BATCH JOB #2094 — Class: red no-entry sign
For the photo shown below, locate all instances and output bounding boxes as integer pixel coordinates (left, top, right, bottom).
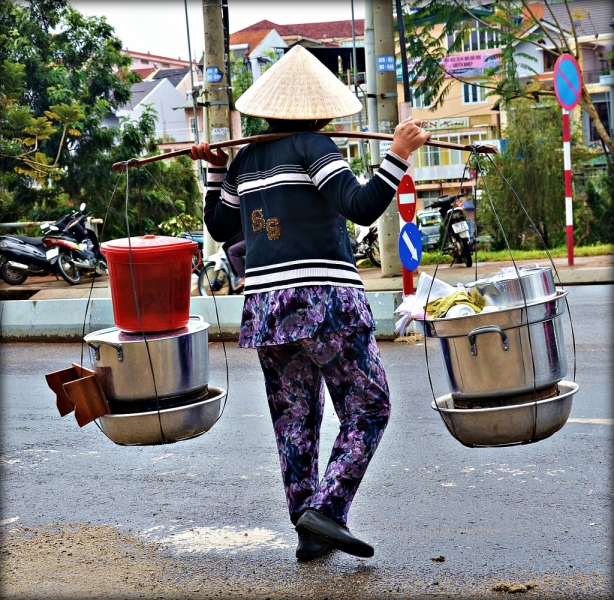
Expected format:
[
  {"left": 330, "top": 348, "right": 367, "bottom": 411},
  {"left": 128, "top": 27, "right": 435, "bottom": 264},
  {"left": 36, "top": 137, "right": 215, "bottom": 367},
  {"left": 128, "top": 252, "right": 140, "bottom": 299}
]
[{"left": 396, "top": 174, "right": 416, "bottom": 223}]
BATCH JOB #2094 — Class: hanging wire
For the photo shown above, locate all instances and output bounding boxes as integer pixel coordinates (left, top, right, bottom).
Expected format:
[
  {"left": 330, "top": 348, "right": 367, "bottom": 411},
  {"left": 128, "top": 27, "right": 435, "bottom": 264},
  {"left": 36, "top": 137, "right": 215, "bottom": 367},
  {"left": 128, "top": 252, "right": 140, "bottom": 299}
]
[{"left": 139, "top": 164, "right": 230, "bottom": 424}]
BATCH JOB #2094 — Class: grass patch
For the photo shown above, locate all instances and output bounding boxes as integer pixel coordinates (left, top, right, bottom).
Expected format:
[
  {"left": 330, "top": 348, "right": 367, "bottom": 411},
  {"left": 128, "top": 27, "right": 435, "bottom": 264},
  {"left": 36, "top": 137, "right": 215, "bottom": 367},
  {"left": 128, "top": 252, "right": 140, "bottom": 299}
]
[{"left": 420, "top": 244, "right": 613, "bottom": 266}]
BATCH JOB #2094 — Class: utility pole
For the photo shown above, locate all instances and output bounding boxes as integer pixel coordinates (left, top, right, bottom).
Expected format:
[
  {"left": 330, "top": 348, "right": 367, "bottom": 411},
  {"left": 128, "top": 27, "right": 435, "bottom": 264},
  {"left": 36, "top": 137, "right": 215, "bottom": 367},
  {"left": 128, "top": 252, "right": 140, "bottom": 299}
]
[
  {"left": 374, "top": 0, "right": 401, "bottom": 277},
  {"left": 202, "top": 0, "right": 230, "bottom": 255},
  {"left": 365, "top": 0, "right": 378, "bottom": 177}
]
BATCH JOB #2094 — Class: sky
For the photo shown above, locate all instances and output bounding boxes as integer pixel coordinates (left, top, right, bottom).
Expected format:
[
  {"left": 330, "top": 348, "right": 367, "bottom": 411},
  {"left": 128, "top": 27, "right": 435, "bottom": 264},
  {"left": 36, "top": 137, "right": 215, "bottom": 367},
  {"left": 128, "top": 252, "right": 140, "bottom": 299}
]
[{"left": 69, "top": 1, "right": 366, "bottom": 62}]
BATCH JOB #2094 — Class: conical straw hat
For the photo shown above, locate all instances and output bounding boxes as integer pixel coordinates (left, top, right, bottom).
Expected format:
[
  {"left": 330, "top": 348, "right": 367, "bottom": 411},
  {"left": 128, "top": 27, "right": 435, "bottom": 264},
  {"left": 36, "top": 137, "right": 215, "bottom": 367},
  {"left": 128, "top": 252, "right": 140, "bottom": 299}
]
[{"left": 235, "top": 45, "right": 363, "bottom": 120}]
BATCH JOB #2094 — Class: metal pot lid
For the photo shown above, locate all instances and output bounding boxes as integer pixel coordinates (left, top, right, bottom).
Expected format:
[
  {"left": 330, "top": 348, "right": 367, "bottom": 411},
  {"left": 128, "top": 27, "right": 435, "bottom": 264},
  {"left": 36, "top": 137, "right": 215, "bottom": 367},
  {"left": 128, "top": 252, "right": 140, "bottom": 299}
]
[
  {"left": 84, "top": 315, "right": 209, "bottom": 344},
  {"left": 467, "top": 265, "right": 552, "bottom": 287}
]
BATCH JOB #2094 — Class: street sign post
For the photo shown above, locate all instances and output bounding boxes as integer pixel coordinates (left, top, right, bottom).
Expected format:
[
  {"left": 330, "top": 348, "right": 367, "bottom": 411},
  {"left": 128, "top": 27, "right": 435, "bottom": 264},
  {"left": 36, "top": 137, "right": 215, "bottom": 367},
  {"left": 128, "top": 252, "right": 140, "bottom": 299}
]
[
  {"left": 553, "top": 54, "right": 582, "bottom": 266},
  {"left": 397, "top": 175, "right": 418, "bottom": 294}
]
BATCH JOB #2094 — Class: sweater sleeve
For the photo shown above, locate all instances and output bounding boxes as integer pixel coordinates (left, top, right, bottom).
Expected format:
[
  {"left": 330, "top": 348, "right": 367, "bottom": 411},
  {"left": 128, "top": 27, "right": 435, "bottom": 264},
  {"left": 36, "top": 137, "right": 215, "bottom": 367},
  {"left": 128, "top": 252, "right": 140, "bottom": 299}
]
[
  {"left": 203, "top": 163, "right": 242, "bottom": 242},
  {"left": 295, "top": 134, "right": 411, "bottom": 226}
]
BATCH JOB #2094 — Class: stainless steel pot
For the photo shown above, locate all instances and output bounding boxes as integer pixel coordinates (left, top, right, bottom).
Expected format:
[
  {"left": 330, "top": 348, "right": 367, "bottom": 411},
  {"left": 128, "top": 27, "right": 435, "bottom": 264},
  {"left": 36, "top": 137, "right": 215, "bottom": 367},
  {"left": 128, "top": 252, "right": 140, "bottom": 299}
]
[
  {"left": 98, "top": 386, "right": 225, "bottom": 446},
  {"left": 421, "top": 291, "right": 568, "bottom": 398},
  {"left": 466, "top": 265, "right": 556, "bottom": 309},
  {"left": 432, "top": 380, "right": 578, "bottom": 447},
  {"left": 84, "top": 315, "right": 209, "bottom": 401}
]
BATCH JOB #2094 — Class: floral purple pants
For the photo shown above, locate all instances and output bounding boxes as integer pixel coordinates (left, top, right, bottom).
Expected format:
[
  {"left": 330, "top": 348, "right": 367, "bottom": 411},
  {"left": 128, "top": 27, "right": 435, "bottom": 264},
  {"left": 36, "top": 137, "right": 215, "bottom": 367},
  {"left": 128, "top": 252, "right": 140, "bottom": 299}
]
[{"left": 256, "top": 327, "right": 391, "bottom": 526}]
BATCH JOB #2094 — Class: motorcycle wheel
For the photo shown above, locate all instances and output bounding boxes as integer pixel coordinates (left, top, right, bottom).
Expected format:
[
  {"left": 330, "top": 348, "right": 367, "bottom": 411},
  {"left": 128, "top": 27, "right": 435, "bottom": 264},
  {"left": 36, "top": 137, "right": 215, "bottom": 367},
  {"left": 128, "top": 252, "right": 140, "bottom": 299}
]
[
  {"left": 0, "top": 263, "right": 28, "bottom": 285},
  {"left": 57, "top": 253, "right": 82, "bottom": 285},
  {"left": 368, "top": 240, "right": 381, "bottom": 268},
  {"left": 198, "top": 265, "right": 230, "bottom": 296},
  {"left": 460, "top": 238, "right": 473, "bottom": 268}
]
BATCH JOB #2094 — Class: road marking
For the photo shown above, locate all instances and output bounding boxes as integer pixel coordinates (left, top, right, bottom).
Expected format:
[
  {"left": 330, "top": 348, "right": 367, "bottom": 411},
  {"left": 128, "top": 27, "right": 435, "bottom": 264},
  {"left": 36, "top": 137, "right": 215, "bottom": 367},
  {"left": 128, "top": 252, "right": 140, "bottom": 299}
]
[
  {"left": 0, "top": 517, "right": 19, "bottom": 526},
  {"left": 568, "top": 418, "right": 614, "bottom": 425},
  {"left": 155, "top": 526, "right": 290, "bottom": 554}
]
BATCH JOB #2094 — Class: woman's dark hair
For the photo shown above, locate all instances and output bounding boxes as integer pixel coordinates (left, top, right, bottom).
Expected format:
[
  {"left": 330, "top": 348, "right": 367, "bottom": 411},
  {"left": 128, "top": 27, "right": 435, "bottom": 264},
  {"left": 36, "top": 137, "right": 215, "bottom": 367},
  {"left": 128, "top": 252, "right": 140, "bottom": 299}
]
[{"left": 264, "top": 119, "right": 332, "bottom": 133}]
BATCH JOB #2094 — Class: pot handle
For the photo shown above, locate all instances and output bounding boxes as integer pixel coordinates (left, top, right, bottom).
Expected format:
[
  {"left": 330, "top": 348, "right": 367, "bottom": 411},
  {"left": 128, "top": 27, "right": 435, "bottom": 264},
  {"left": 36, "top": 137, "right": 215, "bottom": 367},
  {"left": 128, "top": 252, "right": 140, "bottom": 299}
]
[
  {"left": 467, "top": 325, "right": 509, "bottom": 356},
  {"left": 86, "top": 341, "right": 124, "bottom": 362}
]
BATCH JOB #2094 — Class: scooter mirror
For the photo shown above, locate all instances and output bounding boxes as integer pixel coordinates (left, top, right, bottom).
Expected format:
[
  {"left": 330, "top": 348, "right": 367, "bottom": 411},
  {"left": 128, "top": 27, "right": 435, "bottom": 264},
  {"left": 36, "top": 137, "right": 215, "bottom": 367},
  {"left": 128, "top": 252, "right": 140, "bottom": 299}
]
[
  {"left": 40, "top": 223, "right": 50, "bottom": 231},
  {"left": 80, "top": 202, "right": 86, "bottom": 212},
  {"left": 49, "top": 225, "right": 59, "bottom": 232}
]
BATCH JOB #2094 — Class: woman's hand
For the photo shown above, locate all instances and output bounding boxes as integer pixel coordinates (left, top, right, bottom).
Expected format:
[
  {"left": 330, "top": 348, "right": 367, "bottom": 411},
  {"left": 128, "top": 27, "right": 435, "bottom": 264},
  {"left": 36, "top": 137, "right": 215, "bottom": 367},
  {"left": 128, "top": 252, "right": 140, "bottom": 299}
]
[
  {"left": 189, "top": 142, "right": 229, "bottom": 167},
  {"left": 389, "top": 117, "right": 431, "bottom": 161}
]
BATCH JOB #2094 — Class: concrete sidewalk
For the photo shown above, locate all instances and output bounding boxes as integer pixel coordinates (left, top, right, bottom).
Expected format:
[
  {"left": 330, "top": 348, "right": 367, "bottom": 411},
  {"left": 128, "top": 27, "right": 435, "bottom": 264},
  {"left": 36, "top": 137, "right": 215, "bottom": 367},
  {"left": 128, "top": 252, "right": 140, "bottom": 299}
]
[{"left": 1, "top": 254, "right": 612, "bottom": 342}]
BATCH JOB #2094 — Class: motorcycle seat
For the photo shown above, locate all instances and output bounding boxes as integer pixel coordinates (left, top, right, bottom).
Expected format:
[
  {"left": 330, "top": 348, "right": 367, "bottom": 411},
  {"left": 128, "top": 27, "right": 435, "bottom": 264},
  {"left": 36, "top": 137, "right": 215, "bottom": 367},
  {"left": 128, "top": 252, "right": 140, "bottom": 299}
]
[{"left": 4, "top": 235, "right": 46, "bottom": 248}]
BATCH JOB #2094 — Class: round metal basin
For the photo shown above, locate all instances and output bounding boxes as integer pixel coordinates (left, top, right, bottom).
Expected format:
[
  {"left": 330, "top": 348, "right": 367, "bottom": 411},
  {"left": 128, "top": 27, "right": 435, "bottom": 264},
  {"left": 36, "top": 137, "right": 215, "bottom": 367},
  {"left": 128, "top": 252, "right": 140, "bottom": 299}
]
[
  {"left": 98, "top": 386, "right": 226, "bottom": 446},
  {"left": 431, "top": 380, "right": 578, "bottom": 447}
]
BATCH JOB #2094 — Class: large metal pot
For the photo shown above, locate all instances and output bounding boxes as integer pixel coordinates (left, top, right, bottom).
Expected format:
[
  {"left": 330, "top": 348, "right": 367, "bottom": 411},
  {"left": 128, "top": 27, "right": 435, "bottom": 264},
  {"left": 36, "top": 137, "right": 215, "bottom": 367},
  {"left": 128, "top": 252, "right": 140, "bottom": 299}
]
[
  {"left": 465, "top": 265, "right": 556, "bottom": 309},
  {"left": 432, "top": 380, "right": 578, "bottom": 447},
  {"left": 84, "top": 315, "right": 209, "bottom": 401},
  {"left": 421, "top": 291, "right": 568, "bottom": 398},
  {"left": 98, "top": 386, "right": 226, "bottom": 446}
]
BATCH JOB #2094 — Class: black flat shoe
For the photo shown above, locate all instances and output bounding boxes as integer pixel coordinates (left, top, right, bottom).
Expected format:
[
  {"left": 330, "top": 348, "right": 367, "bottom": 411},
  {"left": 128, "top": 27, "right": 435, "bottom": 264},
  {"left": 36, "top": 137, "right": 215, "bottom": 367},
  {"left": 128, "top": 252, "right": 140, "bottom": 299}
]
[
  {"left": 296, "top": 532, "right": 333, "bottom": 561},
  {"left": 295, "top": 509, "right": 374, "bottom": 558}
]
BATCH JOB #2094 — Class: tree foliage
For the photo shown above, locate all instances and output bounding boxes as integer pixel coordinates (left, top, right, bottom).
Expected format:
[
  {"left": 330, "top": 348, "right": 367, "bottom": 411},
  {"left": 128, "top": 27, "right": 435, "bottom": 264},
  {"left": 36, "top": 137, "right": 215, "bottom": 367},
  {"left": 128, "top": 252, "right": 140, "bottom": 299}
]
[
  {"left": 0, "top": 0, "right": 201, "bottom": 239},
  {"left": 401, "top": 0, "right": 613, "bottom": 157},
  {"left": 476, "top": 98, "right": 592, "bottom": 249}
]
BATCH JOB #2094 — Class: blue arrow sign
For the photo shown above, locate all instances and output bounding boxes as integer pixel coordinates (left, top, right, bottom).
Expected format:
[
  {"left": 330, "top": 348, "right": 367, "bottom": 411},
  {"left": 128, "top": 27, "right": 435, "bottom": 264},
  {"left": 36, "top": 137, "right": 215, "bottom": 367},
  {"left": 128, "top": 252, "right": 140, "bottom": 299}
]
[{"left": 398, "top": 222, "right": 422, "bottom": 271}]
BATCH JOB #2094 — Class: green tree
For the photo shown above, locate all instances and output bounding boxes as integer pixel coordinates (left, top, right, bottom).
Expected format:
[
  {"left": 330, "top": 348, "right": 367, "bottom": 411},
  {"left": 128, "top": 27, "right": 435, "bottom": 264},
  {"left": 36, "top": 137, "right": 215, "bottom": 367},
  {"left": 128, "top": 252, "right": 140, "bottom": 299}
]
[
  {"left": 401, "top": 0, "right": 613, "bottom": 158},
  {"left": 230, "top": 50, "right": 278, "bottom": 136},
  {"left": 0, "top": 0, "right": 201, "bottom": 239},
  {"left": 476, "top": 98, "right": 590, "bottom": 249}
]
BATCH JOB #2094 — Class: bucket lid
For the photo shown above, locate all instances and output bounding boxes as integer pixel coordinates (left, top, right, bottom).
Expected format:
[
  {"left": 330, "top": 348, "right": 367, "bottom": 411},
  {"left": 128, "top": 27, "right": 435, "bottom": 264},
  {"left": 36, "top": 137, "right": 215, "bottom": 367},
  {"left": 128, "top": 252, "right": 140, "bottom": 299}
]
[{"left": 101, "top": 235, "right": 197, "bottom": 253}]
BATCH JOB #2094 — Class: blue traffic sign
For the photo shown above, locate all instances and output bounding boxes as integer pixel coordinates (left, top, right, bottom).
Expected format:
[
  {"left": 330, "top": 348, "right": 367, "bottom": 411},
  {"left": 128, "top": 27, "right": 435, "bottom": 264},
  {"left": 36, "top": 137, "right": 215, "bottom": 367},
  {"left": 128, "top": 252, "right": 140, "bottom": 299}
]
[
  {"left": 398, "top": 223, "right": 422, "bottom": 271},
  {"left": 377, "top": 55, "right": 396, "bottom": 73},
  {"left": 206, "top": 66, "right": 224, "bottom": 83},
  {"left": 554, "top": 54, "right": 581, "bottom": 110}
]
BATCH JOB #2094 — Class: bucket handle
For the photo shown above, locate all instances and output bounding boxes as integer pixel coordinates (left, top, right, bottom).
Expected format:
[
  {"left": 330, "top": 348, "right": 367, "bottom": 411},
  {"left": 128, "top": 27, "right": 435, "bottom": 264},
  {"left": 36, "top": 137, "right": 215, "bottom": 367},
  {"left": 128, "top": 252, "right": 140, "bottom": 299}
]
[
  {"left": 467, "top": 325, "right": 509, "bottom": 356},
  {"left": 86, "top": 341, "right": 124, "bottom": 362}
]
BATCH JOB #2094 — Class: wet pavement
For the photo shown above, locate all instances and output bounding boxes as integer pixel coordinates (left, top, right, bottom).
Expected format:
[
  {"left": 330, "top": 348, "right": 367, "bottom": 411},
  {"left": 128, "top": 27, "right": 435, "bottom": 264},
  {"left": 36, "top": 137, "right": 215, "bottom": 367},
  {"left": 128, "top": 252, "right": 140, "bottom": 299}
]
[{"left": 0, "top": 285, "right": 612, "bottom": 598}]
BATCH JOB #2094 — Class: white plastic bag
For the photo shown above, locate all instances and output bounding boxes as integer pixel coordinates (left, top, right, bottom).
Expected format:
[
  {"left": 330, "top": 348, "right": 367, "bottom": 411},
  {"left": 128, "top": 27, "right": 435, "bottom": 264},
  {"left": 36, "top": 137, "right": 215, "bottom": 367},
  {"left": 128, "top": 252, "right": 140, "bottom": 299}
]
[{"left": 394, "top": 273, "right": 456, "bottom": 336}]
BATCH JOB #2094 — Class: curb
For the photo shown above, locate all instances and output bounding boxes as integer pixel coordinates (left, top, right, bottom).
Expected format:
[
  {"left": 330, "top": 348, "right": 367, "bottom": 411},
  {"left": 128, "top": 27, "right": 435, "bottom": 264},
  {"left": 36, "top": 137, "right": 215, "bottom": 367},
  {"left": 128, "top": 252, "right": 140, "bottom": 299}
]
[{"left": 0, "top": 292, "right": 403, "bottom": 342}]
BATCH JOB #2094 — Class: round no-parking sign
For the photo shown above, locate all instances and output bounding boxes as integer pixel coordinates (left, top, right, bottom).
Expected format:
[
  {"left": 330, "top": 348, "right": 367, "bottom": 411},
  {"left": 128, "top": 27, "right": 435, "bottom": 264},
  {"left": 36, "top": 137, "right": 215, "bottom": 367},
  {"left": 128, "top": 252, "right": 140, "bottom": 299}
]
[{"left": 554, "top": 54, "right": 582, "bottom": 110}]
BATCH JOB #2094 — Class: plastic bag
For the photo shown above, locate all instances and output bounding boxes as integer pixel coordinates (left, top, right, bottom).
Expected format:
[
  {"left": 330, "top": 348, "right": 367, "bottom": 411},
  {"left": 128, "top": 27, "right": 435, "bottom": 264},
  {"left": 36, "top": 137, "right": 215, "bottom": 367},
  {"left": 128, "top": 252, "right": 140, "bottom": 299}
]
[{"left": 394, "top": 273, "right": 456, "bottom": 336}]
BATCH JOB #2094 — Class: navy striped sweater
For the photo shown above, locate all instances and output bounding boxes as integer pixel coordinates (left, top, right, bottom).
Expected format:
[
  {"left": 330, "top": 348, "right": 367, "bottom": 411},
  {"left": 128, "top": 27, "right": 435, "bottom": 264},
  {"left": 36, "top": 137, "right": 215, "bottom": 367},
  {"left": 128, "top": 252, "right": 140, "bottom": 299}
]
[{"left": 205, "top": 132, "right": 409, "bottom": 294}]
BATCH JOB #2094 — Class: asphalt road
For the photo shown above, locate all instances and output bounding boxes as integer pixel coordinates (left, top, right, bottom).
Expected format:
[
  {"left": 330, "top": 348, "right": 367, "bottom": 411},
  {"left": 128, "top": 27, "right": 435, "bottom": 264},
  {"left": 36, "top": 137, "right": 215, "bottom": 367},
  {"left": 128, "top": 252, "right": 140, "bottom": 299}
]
[{"left": 1, "top": 285, "right": 612, "bottom": 599}]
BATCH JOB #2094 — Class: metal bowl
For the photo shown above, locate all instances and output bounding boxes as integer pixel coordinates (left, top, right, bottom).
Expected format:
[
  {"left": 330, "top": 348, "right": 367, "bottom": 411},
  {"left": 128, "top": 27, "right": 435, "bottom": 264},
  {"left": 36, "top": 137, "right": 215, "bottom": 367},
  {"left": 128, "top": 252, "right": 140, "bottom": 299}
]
[
  {"left": 431, "top": 380, "right": 578, "bottom": 447},
  {"left": 98, "top": 386, "right": 226, "bottom": 446}
]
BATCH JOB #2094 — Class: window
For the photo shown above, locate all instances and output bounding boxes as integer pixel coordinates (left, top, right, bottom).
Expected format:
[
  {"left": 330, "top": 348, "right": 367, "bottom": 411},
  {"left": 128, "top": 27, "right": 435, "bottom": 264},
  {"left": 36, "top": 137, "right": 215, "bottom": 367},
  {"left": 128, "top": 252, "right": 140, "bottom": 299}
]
[
  {"left": 412, "top": 88, "right": 433, "bottom": 109},
  {"left": 462, "top": 82, "right": 486, "bottom": 104},
  {"left": 141, "top": 59, "right": 149, "bottom": 65},
  {"left": 162, "top": 62, "right": 170, "bottom": 68},
  {"left": 447, "top": 20, "right": 500, "bottom": 52},
  {"left": 190, "top": 117, "right": 199, "bottom": 140},
  {"left": 543, "top": 50, "right": 556, "bottom": 72},
  {"left": 589, "top": 102, "right": 609, "bottom": 142}
]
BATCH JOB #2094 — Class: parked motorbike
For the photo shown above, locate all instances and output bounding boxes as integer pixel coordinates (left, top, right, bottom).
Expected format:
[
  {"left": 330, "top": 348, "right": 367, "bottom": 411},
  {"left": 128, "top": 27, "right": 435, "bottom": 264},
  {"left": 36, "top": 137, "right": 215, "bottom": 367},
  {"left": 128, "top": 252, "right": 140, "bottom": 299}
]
[
  {"left": 41, "top": 203, "right": 107, "bottom": 279},
  {"left": 350, "top": 223, "right": 380, "bottom": 267},
  {"left": 0, "top": 231, "right": 81, "bottom": 285},
  {"left": 429, "top": 192, "right": 476, "bottom": 267},
  {"left": 197, "top": 233, "right": 245, "bottom": 296},
  {"left": 0, "top": 204, "right": 106, "bottom": 285}
]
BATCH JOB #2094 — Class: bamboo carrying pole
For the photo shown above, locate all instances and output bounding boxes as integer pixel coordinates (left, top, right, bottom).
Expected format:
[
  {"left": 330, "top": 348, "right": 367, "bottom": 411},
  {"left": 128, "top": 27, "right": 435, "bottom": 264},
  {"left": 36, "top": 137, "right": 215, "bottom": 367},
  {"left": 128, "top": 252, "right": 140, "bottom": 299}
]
[{"left": 111, "top": 131, "right": 497, "bottom": 171}]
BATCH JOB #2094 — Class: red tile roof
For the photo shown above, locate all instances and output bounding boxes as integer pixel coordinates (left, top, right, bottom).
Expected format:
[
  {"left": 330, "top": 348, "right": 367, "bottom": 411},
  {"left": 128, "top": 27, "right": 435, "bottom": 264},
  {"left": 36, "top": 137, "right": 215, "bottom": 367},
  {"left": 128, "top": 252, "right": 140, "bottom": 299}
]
[
  {"left": 229, "top": 30, "right": 275, "bottom": 55},
  {"left": 234, "top": 19, "right": 364, "bottom": 40}
]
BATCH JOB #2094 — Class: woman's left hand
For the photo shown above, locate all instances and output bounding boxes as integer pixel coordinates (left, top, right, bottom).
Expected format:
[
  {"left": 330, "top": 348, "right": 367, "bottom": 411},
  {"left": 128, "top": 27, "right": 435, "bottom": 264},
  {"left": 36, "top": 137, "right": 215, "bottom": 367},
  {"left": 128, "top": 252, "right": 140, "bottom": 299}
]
[{"left": 189, "top": 142, "right": 229, "bottom": 166}]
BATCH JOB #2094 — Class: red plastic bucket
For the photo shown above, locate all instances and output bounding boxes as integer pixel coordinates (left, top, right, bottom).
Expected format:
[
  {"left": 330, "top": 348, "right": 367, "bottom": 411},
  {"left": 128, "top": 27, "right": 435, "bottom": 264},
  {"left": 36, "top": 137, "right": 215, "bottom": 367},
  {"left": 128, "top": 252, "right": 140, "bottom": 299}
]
[{"left": 101, "top": 235, "right": 198, "bottom": 333}]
